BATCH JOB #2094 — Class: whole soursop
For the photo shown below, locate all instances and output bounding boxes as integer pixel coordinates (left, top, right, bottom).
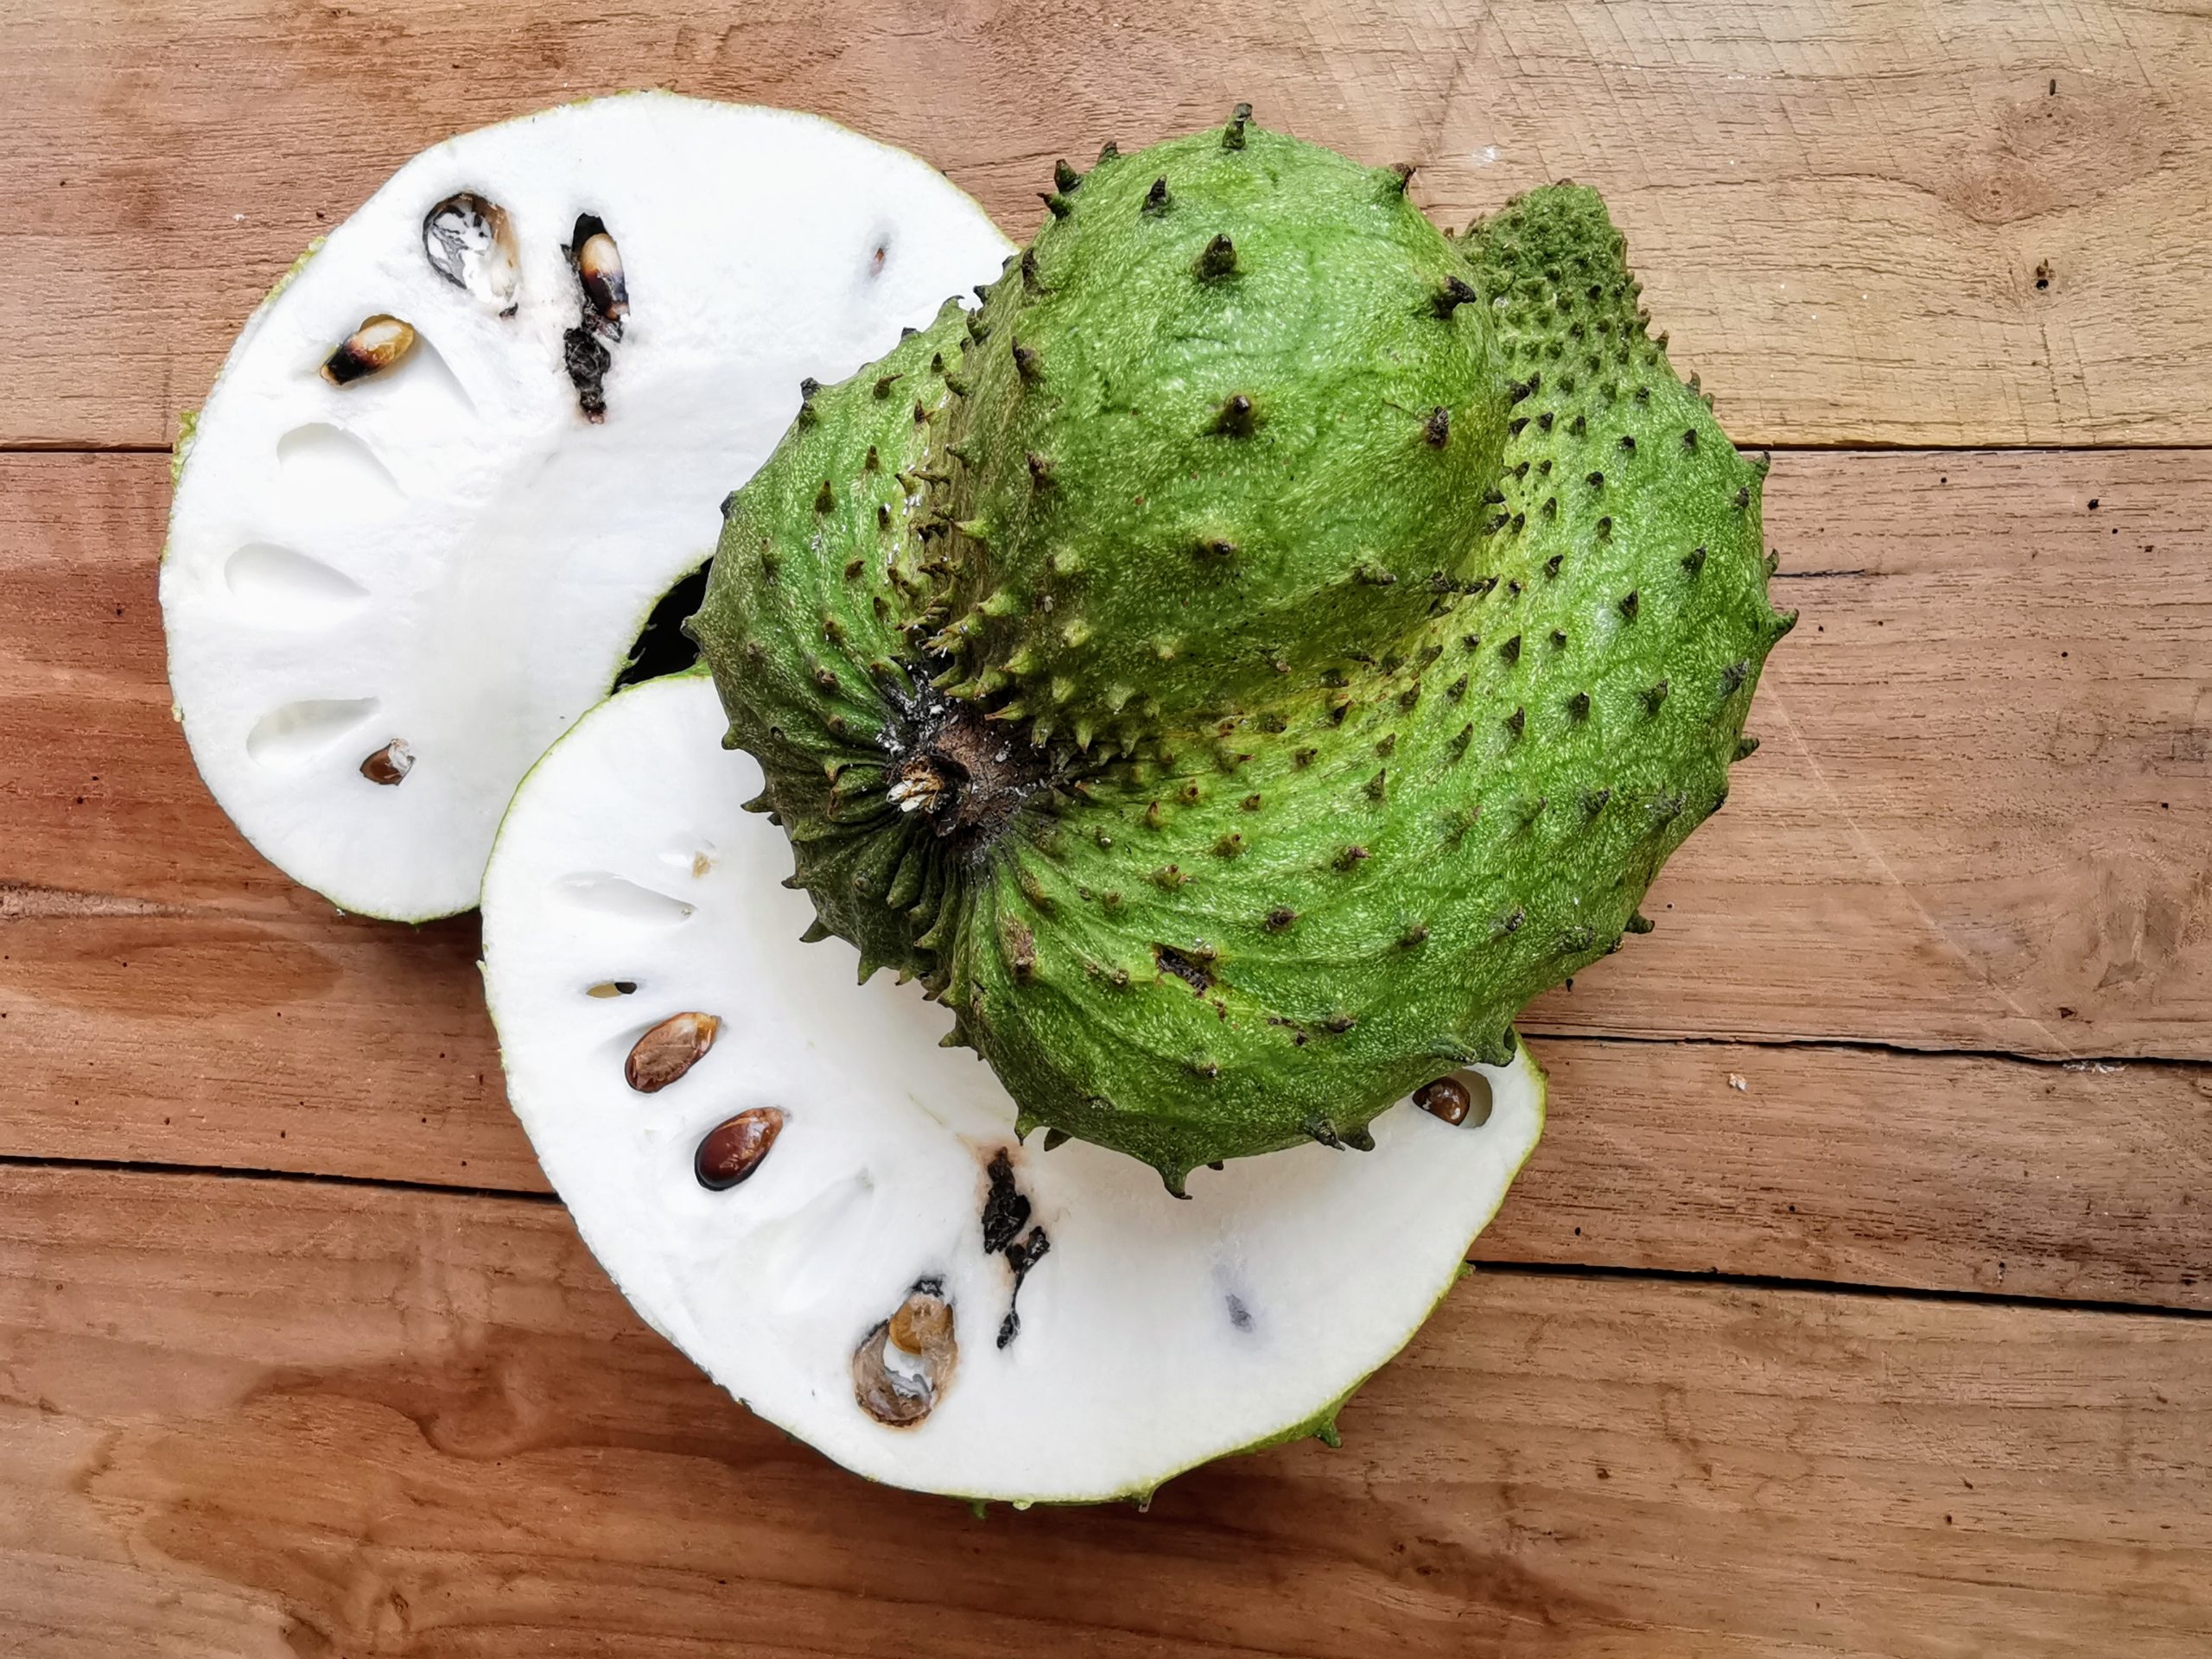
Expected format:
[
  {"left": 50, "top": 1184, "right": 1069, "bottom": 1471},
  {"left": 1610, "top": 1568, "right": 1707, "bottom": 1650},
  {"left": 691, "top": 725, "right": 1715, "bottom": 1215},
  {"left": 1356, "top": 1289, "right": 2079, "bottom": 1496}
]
[{"left": 690, "top": 111, "right": 1794, "bottom": 1192}]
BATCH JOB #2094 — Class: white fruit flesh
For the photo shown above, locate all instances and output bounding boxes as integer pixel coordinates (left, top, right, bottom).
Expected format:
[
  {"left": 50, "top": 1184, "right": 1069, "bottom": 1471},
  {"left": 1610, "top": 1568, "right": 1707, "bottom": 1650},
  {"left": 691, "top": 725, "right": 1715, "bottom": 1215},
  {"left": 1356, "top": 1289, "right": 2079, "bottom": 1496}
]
[
  {"left": 480, "top": 673, "right": 1545, "bottom": 1503},
  {"left": 164, "top": 94, "right": 1010, "bottom": 919}
]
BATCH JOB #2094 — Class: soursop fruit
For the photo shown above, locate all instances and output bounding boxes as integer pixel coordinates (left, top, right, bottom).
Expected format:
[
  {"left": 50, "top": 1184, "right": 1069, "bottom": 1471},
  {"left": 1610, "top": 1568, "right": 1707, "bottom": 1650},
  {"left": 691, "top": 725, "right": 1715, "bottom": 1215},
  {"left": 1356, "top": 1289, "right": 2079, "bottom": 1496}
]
[
  {"left": 162, "top": 93, "right": 1008, "bottom": 919},
  {"left": 694, "top": 110, "right": 1793, "bottom": 1193},
  {"left": 480, "top": 671, "right": 1544, "bottom": 1503}
]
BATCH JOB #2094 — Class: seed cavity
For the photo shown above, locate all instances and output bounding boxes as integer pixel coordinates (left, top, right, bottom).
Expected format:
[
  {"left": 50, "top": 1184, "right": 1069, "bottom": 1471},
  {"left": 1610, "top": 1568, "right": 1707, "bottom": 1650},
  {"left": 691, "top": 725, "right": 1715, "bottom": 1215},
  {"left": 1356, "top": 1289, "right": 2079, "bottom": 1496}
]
[
  {"left": 359, "top": 739, "right": 413, "bottom": 785},
  {"left": 321, "top": 315, "right": 416, "bottom": 385},
  {"left": 624, "top": 1011, "right": 721, "bottom": 1092},
  {"left": 585, "top": 980, "right": 639, "bottom": 999},
  {"left": 245, "top": 696, "right": 381, "bottom": 769},
  {"left": 276, "top": 423, "right": 402, "bottom": 517},
  {"left": 423, "top": 192, "right": 519, "bottom": 314},
  {"left": 694, "top": 1106, "right": 785, "bottom": 1190},
  {"left": 854, "top": 1281, "right": 958, "bottom": 1427},
  {"left": 223, "top": 543, "right": 369, "bottom": 628}
]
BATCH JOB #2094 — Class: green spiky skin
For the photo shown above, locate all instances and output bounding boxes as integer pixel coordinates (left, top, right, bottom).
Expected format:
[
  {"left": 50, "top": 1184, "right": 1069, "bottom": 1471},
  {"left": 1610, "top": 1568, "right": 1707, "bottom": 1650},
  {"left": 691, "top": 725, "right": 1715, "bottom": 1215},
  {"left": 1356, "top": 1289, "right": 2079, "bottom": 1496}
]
[
  {"left": 693, "top": 118, "right": 1793, "bottom": 1192},
  {"left": 932, "top": 124, "right": 1507, "bottom": 741},
  {"left": 687, "top": 300, "right": 979, "bottom": 982}
]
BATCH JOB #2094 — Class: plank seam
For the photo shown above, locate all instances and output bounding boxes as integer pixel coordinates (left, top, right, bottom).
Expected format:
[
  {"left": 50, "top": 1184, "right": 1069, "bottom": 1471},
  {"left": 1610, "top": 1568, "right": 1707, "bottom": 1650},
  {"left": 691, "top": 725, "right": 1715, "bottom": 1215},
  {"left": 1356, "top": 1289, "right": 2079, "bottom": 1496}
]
[
  {"left": 1471, "top": 1258, "right": 2212, "bottom": 1324},
  {"left": 1520, "top": 1027, "right": 2206, "bottom": 1074},
  {"left": 6, "top": 1153, "right": 2207, "bottom": 1324},
  {"left": 0, "top": 1152, "right": 560, "bottom": 1206}
]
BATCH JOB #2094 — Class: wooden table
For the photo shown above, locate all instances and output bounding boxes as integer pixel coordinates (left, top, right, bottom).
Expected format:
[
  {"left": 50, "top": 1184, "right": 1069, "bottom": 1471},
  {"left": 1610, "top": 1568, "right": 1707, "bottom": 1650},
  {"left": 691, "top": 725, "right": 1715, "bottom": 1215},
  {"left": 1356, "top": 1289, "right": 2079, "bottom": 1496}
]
[{"left": 5, "top": 3, "right": 2209, "bottom": 1653}]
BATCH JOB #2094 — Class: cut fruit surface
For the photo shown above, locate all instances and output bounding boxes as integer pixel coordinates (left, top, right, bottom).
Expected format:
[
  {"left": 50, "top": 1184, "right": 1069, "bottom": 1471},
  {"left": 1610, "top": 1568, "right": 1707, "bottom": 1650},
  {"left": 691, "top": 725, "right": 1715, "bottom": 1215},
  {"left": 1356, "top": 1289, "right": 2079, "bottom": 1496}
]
[
  {"left": 164, "top": 93, "right": 1011, "bottom": 919},
  {"left": 480, "top": 673, "right": 1544, "bottom": 1503}
]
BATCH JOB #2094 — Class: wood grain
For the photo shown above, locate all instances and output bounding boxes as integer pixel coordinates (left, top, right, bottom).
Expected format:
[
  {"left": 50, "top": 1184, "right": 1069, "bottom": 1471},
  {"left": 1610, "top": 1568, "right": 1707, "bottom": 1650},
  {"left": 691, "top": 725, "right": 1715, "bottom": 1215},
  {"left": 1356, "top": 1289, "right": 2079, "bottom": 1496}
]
[
  {"left": 10, "top": 448, "right": 2208, "bottom": 1058},
  {"left": 7, "top": 885, "right": 2210, "bottom": 1308},
  {"left": 5, "top": 0, "right": 2210, "bottom": 448},
  {"left": 4, "top": 1165, "right": 2208, "bottom": 1657}
]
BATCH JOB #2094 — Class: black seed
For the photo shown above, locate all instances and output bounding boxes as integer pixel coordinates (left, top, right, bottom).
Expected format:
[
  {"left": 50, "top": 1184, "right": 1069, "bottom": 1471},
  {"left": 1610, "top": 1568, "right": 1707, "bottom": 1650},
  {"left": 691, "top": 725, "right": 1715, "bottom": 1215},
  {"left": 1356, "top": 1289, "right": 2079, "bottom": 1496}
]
[
  {"left": 1144, "top": 175, "right": 1171, "bottom": 214},
  {"left": 981, "top": 1148, "right": 1033, "bottom": 1253},
  {"left": 1424, "top": 406, "right": 1452, "bottom": 447}
]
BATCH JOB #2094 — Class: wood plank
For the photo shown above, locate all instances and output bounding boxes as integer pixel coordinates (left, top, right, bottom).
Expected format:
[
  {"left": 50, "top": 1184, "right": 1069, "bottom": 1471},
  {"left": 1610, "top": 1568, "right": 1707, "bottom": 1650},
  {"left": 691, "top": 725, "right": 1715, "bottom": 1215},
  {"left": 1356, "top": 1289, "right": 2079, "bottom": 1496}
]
[
  {"left": 3, "top": 1166, "right": 2208, "bottom": 1657},
  {"left": 4, "top": 1, "right": 2209, "bottom": 448},
  {"left": 7, "top": 893, "right": 2211, "bottom": 1309},
  {"left": 10, "top": 447, "right": 2209, "bottom": 1058}
]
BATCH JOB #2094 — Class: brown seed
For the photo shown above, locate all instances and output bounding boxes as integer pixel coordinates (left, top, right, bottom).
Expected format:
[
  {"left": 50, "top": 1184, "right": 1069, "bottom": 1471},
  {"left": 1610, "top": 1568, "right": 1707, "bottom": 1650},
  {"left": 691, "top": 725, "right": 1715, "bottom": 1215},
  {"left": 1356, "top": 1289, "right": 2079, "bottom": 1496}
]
[
  {"left": 693, "top": 1106, "right": 785, "bottom": 1190},
  {"left": 577, "top": 226, "right": 628, "bottom": 325},
  {"left": 321, "top": 315, "right": 417, "bottom": 385},
  {"left": 625, "top": 1011, "right": 720, "bottom": 1092},
  {"left": 1414, "top": 1076, "right": 1471, "bottom": 1125},
  {"left": 359, "top": 739, "right": 413, "bottom": 785},
  {"left": 854, "top": 1286, "right": 958, "bottom": 1427}
]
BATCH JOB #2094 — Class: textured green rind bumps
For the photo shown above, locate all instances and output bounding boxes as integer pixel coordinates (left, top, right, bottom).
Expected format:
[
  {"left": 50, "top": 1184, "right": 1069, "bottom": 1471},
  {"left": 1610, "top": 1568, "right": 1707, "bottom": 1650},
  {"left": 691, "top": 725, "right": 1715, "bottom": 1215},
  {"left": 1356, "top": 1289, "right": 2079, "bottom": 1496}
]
[
  {"left": 690, "top": 300, "right": 984, "bottom": 982},
  {"left": 692, "top": 129, "right": 1794, "bottom": 1189},
  {"left": 931, "top": 122, "right": 1508, "bottom": 741}
]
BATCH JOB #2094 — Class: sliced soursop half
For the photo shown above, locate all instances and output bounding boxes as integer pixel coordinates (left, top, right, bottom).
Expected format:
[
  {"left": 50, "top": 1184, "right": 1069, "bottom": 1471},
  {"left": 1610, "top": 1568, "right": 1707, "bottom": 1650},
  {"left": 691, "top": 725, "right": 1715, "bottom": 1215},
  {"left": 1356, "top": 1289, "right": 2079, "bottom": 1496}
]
[
  {"left": 480, "top": 672, "right": 1543, "bottom": 1503},
  {"left": 162, "top": 93, "right": 1010, "bottom": 919}
]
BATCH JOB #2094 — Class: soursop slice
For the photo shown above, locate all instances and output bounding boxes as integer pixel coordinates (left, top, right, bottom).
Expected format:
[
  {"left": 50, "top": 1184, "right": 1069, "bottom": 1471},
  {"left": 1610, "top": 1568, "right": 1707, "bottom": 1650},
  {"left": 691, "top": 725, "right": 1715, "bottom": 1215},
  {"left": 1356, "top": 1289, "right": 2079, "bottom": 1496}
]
[
  {"left": 697, "top": 137, "right": 1791, "bottom": 1190},
  {"left": 162, "top": 93, "right": 1009, "bottom": 920},
  {"left": 480, "top": 671, "right": 1542, "bottom": 1503}
]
